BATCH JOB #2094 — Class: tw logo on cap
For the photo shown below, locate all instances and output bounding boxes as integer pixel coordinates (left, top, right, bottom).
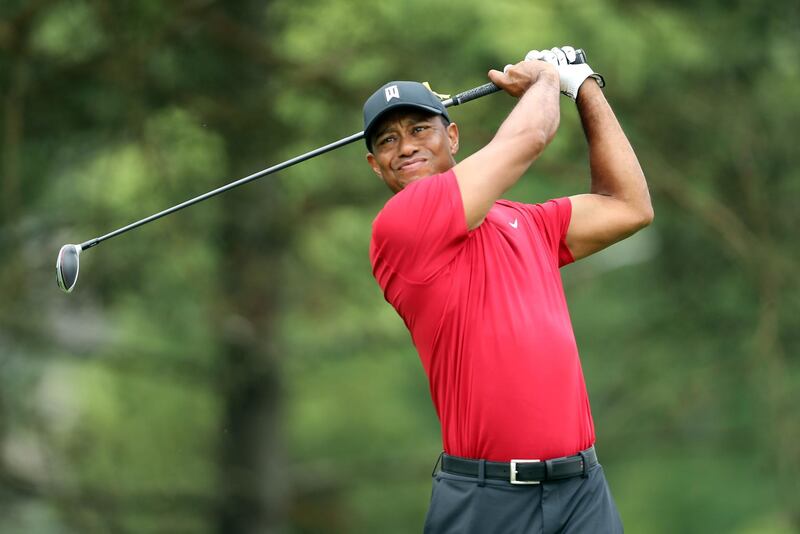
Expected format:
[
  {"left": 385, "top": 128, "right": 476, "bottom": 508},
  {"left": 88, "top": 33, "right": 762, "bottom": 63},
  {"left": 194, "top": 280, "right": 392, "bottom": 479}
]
[{"left": 385, "top": 85, "right": 400, "bottom": 102}]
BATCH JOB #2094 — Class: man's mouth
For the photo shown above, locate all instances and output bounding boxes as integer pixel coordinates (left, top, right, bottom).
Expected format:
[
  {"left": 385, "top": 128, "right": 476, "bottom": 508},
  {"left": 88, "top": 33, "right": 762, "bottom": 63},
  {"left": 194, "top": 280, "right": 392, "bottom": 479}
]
[{"left": 397, "top": 158, "right": 427, "bottom": 173}]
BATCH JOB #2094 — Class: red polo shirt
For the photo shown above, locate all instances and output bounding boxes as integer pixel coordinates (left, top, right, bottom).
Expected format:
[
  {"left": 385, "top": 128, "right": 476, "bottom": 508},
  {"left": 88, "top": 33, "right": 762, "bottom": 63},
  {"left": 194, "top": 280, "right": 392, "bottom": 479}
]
[{"left": 370, "top": 169, "right": 595, "bottom": 462}]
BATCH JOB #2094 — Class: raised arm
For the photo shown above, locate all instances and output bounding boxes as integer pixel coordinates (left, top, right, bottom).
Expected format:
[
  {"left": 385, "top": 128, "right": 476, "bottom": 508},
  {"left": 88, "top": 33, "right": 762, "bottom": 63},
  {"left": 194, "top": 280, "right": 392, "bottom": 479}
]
[
  {"left": 453, "top": 61, "right": 561, "bottom": 229},
  {"left": 566, "top": 79, "right": 654, "bottom": 260}
]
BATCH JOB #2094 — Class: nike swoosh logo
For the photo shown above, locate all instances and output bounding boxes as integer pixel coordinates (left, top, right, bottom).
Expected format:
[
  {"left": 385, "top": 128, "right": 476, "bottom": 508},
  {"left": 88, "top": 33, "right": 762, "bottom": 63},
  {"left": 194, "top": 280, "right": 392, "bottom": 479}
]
[{"left": 509, "top": 219, "right": 518, "bottom": 229}]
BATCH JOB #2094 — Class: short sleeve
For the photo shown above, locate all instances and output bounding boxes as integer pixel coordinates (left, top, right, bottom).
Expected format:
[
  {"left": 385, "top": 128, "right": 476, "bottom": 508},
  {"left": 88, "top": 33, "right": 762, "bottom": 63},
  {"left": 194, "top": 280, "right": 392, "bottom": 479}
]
[
  {"left": 523, "top": 197, "right": 574, "bottom": 267},
  {"left": 371, "top": 169, "right": 468, "bottom": 283}
]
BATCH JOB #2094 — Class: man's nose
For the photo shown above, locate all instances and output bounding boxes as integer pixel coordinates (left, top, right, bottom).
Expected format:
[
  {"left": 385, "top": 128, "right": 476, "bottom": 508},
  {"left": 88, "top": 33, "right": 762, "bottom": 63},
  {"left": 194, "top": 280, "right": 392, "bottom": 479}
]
[{"left": 398, "top": 134, "right": 419, "bottom": 155}]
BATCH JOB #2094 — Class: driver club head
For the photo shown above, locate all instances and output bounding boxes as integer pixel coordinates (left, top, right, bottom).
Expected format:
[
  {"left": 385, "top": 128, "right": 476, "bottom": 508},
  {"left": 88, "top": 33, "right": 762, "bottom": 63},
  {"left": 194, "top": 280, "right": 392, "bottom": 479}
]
[{"left": 56, "top": 244, "right": 81, "bottom": 293}]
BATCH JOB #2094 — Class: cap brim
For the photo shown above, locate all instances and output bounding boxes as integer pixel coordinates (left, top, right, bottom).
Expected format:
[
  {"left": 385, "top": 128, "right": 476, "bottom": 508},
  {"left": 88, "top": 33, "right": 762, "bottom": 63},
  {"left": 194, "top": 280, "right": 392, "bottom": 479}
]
[{"left": 365, "top": 103, "right": 449, "bottom": 147}]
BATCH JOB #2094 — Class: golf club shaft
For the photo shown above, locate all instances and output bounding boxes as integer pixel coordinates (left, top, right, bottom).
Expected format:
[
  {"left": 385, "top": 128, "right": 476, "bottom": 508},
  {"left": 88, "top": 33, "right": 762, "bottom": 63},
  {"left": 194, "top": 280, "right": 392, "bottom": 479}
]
[
  {"left": 79, "top": 80, "right": 506, "bottom": 251},
  {"left": 80, "top": 130, "right": 366, "bottom": 250}
]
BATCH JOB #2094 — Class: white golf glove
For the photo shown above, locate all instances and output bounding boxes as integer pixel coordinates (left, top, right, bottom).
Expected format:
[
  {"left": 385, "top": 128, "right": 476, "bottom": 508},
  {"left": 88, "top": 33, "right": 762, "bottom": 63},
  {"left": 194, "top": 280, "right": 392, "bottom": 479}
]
[{"left": 525, "top": 46, "right": 605, "bottom": 100}]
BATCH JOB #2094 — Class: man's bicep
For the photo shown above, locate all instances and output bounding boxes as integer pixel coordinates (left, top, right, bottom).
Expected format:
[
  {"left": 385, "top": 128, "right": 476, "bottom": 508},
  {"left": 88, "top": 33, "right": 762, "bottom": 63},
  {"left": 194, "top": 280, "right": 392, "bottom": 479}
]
[
  {"left": 566, "top": 193, "right": 650, "bottom": 260},
  {"left": 453, "top": 140, "right": 532, "bottom": 229}
]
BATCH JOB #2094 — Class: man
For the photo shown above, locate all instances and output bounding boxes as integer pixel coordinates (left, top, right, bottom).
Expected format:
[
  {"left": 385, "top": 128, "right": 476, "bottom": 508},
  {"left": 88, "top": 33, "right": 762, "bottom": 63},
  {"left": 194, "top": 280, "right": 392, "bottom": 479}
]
[{"left": 364, "top": 46, "right": 652, "bottom": 533}]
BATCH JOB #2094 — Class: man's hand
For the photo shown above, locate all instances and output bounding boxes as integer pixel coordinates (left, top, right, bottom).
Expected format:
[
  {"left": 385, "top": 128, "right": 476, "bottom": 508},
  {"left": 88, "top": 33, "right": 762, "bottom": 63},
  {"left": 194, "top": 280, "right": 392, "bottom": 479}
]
[
  {"left": 526, "top": 46, "right": 605, "bottom": 100},
  {"left": 488, "top": 60, "right": 559, "bottom": 98}
]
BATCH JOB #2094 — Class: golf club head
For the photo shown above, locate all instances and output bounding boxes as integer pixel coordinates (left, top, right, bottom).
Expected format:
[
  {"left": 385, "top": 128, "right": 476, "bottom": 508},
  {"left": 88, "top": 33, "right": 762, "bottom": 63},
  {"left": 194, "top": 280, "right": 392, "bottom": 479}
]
[{"left": 56, "top": 244, "right": 81, "bottom": 293}]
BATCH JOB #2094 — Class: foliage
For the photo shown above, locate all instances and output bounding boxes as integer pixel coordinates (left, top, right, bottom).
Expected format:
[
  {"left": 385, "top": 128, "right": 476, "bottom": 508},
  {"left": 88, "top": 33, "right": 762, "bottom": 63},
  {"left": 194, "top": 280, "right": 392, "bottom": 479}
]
[{"left": 0, "top": 0, "right": 797, "bottom": 532}]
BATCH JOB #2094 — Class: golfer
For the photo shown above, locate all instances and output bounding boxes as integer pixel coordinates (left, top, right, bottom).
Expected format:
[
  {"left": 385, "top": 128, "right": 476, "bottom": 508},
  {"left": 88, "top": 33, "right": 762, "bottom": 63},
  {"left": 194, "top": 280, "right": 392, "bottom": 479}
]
[{"left": 364, "top": 46, "right": 651, "bottom": 533}]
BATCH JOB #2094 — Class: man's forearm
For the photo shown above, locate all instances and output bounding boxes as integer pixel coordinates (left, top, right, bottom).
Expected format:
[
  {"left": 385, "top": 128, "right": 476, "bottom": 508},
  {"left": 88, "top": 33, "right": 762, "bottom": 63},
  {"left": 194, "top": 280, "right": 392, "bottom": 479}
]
[
  {"left": 577, "top": 81, "right": 653, "bottom": 219},
  {"left": 495, "top": 70, "right": 561, "bottom": 161},
  {"left": 455, "top": 63, "right": 561, "bottom": 229}
]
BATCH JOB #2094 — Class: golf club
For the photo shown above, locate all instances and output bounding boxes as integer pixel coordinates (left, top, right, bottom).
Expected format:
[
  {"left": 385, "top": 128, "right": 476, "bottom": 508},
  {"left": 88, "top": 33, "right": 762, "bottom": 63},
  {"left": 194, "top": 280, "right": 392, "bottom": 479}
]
[{"left": 57, "top": 50, "right": 587, "bottom": 293}]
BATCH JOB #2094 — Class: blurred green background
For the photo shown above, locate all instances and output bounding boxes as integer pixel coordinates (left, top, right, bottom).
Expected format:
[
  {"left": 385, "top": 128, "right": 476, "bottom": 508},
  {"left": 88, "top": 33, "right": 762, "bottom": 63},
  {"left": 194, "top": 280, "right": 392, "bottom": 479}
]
[{"left": 1, "top": 0, "right": 798, "bottom": 532}]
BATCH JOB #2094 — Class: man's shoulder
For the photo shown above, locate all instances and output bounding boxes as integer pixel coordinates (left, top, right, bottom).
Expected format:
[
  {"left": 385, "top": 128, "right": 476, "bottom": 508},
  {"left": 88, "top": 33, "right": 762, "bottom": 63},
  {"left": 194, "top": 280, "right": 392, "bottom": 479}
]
[
  {"left": 373, "top": 169, "right": 458, "bottom": 228},
  {"left": 393, "top": 169, "right": 456, "bottom": 200}
]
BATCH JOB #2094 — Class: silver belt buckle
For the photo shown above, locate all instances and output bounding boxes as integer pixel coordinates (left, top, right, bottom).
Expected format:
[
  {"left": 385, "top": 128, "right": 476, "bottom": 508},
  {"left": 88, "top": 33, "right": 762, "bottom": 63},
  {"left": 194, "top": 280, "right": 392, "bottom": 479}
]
[{"left": 510, "top": 459, "right": 541, "bottom": 485}]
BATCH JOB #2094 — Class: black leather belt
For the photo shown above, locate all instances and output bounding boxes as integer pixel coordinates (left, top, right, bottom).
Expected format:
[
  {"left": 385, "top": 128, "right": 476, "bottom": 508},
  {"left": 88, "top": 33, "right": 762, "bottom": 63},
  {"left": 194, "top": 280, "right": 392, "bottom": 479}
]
[{"left": 441, "top": 446, "right": 597, "bottom": 485}]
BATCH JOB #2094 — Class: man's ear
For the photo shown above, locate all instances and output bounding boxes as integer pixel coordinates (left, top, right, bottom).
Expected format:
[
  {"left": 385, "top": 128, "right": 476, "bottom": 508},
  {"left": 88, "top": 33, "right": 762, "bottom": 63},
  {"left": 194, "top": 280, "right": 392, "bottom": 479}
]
[
  {"left": 366, "top": 152, "right": 383, "bottom": 179},
  {"left": 447, "top": 122, "right": 460, "bottom": 155}
]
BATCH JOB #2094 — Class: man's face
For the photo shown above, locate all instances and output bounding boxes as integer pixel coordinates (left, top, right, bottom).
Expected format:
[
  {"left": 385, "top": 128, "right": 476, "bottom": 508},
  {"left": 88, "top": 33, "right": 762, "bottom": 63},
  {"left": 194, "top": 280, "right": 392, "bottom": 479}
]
[{"left": 366, "top": 109, "right": 459, "bottom": 193}]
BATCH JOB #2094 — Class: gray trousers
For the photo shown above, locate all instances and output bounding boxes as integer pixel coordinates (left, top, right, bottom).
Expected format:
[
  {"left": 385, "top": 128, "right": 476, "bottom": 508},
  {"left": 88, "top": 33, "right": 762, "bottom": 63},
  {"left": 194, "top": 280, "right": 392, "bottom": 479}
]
[{"left": 423, "top": 461, "right": 623, "bottom": 534}]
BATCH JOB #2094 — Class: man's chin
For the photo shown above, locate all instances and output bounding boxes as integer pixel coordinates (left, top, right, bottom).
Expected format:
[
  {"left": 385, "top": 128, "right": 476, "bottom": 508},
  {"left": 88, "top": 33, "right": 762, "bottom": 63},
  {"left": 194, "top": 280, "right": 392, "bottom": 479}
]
[
  {"left": 398, "top": 167, "right": 433, "bottom": 185},
  {"left": 396, "top": 176, "right": 422, "bottom": 191}
]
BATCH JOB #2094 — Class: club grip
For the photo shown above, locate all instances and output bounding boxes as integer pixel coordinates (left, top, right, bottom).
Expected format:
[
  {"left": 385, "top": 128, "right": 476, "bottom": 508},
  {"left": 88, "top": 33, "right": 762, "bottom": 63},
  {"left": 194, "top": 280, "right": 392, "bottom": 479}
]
[
  {"left": 445, "top": 48, "right": 586, "bottom": 108},
  {"left": 446, "top": 82, "right": 502, "bottom": 107}
]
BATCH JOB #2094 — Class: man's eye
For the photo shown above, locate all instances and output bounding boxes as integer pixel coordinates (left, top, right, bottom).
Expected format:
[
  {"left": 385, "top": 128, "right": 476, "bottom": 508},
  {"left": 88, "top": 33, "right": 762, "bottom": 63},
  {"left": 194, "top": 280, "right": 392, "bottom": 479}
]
[
  {"left": 379, "top": 136, "right": 395, "bottom": 145},
  {"left": 413, "top": 126, "right": 428, "bottom": 133}
]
